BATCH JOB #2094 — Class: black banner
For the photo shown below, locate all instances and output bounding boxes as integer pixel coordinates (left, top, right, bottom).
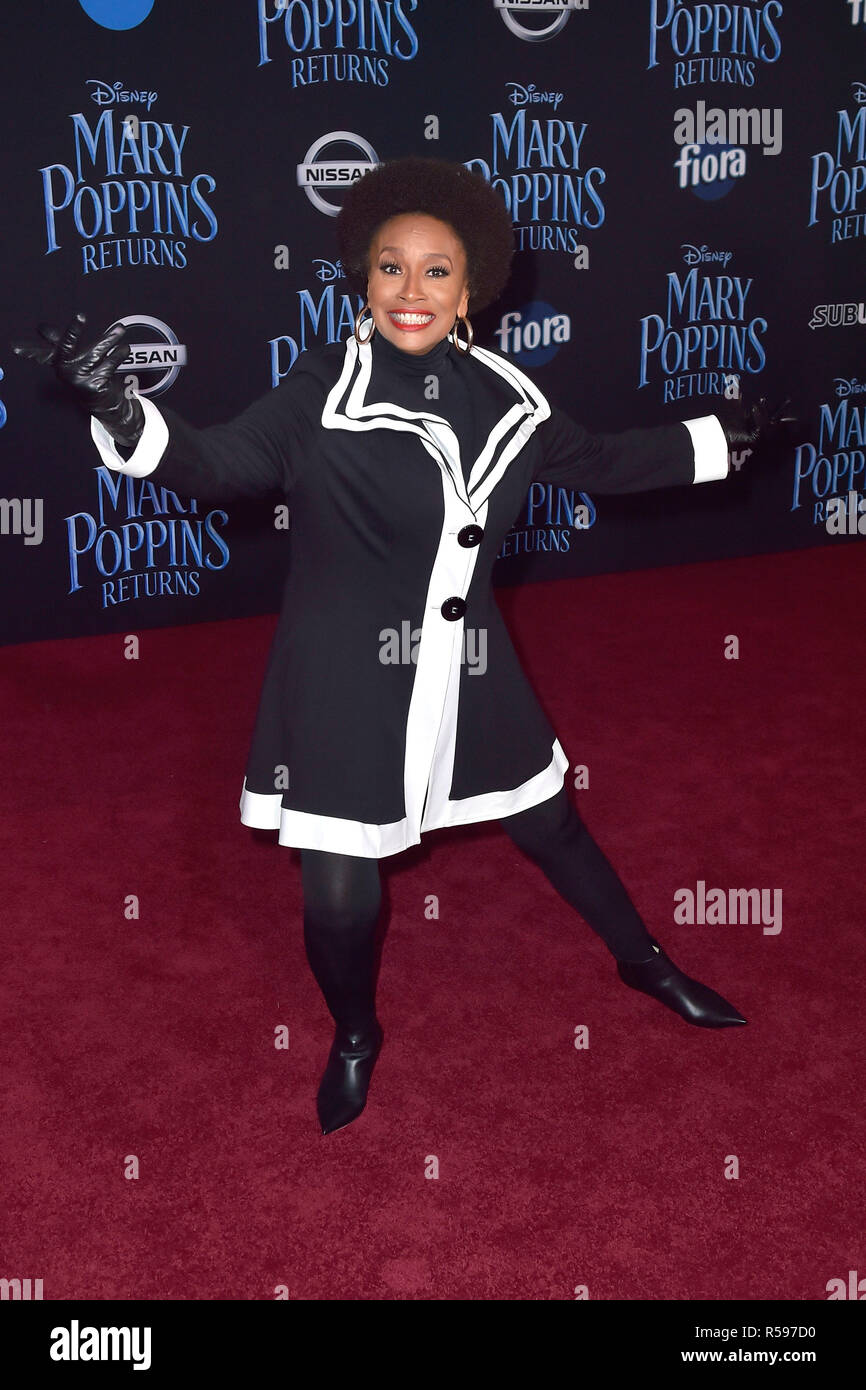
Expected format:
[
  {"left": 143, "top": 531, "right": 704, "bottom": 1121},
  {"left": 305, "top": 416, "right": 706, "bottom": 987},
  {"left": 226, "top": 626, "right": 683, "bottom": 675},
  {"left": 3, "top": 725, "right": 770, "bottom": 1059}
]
[{"left": 0, "top": 1, "right": 863, "bottom": 647}]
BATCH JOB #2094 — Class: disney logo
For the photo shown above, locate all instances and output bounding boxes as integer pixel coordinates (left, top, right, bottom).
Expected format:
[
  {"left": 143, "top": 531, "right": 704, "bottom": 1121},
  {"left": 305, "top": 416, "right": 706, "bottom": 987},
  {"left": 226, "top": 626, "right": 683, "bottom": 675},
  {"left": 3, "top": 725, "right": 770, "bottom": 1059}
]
[
  {"left": 312, "top": 258, "right": 344, "bottom": 282},
  {"left": 834, "top": 377, "right": 866, "bottom": 397},
  {"left": 506, "top": 82, "right": 564, "bottom": 111},
  {"left": 87, "top": 79, "right": 158, "bottom": 111},
  {"left": 853, "top": 82, "right": 866, "bottom": 105},
  {"left": 682, "top": 243, "right": 733, "bottom": 267}
]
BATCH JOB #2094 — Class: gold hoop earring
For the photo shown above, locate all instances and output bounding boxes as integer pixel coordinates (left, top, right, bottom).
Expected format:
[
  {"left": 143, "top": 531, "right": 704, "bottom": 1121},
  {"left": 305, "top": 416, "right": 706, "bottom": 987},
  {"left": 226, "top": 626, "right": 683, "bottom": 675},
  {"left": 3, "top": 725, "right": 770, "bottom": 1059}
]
[
  {"left": 453, "top": 315, "right": 473, "bottom": 355},
  {"left": 354, "top": 304, "right": 376, "bottom": 344}
]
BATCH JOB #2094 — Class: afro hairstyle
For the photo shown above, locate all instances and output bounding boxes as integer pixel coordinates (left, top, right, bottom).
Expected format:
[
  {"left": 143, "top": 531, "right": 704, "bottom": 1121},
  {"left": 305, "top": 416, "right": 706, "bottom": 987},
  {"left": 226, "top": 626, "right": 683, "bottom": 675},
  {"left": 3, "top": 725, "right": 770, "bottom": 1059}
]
[{"left": 335, "top": 156, "right": 515, "bottom": 314}]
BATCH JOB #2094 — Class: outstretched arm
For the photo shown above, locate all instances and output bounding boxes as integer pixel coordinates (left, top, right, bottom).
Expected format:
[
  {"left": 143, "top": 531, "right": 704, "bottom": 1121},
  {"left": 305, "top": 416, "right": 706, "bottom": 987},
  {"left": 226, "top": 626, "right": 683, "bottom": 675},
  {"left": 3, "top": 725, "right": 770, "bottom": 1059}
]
[
  {"left": 90, "top": 376, "right": 320, "bottom": 502},
  {"left": 13, "top": 312, "right": 323, "bottom": 502},
  {"left": 533, "top": 403, "right": 729, "bottom": 494}
]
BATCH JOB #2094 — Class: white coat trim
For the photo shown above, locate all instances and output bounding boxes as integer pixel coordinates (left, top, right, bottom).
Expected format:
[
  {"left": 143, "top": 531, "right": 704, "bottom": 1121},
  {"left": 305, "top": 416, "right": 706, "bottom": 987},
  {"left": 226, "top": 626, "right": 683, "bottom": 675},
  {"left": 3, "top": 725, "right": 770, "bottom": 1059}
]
[
  {"left": 90, "top": 393, "right": 167, "bottom": 478},
  {"left": 423, "top": 737, "right": 570, "bottom": 832},
  {"left": 321, "top": 333, "right": 553, "bottom": 515},
  {"left": 682, "top": 416, "right": 730, "bottom": 482},
  {"left": 239, "top": 782, "right": 411, "bottom": 857},
  {"left": 406, "top": 447, "right": 487, "bottom": 836},
  {"left": 238, "top": 739, "right": 570, "bottom": 858}
]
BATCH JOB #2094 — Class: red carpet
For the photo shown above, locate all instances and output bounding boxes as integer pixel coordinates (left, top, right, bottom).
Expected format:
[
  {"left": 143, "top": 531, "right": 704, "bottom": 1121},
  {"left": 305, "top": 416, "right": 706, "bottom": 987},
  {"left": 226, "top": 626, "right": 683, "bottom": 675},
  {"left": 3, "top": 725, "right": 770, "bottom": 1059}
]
[{"left": 2, "top": 543, "right": 864, "bottom": 1301}]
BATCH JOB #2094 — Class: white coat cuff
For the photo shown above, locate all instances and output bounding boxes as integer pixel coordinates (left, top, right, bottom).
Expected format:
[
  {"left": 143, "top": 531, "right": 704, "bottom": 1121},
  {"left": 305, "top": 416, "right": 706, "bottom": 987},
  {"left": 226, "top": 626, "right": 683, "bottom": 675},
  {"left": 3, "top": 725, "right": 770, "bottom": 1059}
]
[
  {"left": 90, "top": 393, "right": 168, "bottom": 478},
  {"left": 682, "top": 415, "right": 730, "bottom": 483}
]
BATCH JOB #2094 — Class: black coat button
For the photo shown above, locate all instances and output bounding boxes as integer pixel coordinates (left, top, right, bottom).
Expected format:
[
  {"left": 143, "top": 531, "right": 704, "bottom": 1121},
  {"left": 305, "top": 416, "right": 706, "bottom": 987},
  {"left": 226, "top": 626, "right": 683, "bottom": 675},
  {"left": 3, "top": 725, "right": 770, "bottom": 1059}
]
[
  {"left": 457, "top": 524, "right": 484, "bottom": 547},
  {"left": 441, "top": 596, "right": 466, "bottom": 621}
]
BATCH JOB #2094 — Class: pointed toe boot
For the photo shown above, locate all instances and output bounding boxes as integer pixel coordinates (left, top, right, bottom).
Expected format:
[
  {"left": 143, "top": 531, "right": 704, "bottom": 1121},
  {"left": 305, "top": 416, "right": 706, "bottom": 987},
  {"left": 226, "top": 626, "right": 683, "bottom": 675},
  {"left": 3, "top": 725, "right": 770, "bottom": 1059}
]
[
  {"left": 616, "top": 939, "right": 747, "bottom": 1028},
  {"left": 317, "top": 1019, "right": 384, "bottom": 1135}
]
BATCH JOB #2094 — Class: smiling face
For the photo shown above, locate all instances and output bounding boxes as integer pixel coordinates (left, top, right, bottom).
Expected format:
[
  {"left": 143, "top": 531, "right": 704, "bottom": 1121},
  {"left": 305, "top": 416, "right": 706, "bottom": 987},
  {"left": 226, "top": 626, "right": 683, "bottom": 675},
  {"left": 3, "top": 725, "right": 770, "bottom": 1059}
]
[{"left": 365, "top": 213, "right": 471, "bottom": 354}]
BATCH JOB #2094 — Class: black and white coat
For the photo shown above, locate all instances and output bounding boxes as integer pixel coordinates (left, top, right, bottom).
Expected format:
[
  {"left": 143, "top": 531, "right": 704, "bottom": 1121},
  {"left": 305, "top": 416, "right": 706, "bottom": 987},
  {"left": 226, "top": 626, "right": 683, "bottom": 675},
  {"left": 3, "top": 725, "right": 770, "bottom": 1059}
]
[{"left": 91, "top": 329, "right": 729, "bottom": 859}]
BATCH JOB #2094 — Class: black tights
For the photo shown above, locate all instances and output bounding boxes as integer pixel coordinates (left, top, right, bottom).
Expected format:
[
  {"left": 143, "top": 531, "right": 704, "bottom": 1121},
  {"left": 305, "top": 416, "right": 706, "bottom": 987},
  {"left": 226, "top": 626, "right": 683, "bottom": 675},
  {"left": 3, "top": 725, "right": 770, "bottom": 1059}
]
[
  {"left": 301, "top": 847, "right": 383, "bottom": 1033},
  {"left": 497, "top": 785, "right": 655, "bottom": 962},
  {"left": 300, "top": 786, "right": 655, "bottom": 1031}
]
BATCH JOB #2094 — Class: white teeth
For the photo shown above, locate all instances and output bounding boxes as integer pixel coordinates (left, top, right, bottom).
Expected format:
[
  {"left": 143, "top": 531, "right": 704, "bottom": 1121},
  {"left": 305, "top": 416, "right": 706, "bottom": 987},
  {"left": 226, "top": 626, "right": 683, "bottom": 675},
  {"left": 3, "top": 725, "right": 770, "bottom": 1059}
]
[{"left": 391, "top": 313, "right": 434, "bottom": 324}]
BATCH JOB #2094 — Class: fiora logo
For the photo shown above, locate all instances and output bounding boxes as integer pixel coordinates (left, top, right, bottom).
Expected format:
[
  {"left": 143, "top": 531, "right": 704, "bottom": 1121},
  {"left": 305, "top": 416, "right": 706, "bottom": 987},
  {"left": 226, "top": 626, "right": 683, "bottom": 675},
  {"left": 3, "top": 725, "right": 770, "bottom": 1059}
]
[
  {"left": 674, "top": 142, "right": 745, "bottom": 200},
  {"left": 494, "top": 0, "right": 586, "bottom": 43},
  {"left": 109, "top": 314, "right": 187, "bottom": 397},
  {"left": 78, "top": 0, "right": 155, "bottom": 30},
  {"left": 296, "top": 132, "right": 378, "bottom": 216},
  {"left": 494, "top": 301, "right": 572, "bottom": 366}
]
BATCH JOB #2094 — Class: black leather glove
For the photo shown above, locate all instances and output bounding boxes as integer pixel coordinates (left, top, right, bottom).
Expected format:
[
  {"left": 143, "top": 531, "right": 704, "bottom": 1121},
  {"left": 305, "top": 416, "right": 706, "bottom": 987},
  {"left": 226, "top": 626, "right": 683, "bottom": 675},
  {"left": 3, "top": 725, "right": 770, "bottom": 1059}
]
[
  {"left": 12, "top": 312, "right": 145, "bottom": 450},
  {"left": 713, "top": 393, "right": 796, "bottom": 450}
]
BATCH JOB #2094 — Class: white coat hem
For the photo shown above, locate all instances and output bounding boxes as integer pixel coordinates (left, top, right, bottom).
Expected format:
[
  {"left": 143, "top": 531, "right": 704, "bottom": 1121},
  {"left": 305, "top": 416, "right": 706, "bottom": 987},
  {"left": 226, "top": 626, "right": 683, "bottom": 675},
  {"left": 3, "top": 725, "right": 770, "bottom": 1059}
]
[
  {"left": 238, "top": 739, "right": 569, "bottom": 859},
  {"left": 422, "top": 739, "right": 570, "bottom": 832}
]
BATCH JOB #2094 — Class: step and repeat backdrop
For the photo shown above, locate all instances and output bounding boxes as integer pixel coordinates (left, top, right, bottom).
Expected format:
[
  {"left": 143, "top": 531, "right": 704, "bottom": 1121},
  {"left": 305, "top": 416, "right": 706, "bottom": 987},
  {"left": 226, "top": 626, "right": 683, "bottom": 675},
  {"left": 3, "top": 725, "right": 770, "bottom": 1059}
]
[{"left": 0, "top": 0, "right": 862, "bottom": 646}]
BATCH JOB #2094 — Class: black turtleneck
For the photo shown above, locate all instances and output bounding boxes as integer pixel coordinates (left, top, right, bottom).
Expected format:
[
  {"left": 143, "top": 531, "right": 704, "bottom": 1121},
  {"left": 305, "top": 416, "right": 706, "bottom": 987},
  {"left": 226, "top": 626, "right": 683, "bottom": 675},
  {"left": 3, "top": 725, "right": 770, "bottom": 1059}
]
[{"left": 367, "top": 329, "right": 478, "bottom": 483}]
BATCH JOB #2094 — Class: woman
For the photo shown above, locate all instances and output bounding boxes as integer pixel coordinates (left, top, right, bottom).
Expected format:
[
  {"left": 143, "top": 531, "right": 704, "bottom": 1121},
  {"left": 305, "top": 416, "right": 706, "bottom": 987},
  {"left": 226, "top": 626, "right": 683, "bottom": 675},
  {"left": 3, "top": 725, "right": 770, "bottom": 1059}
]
[{"left": 15, "top": 157, "right": 779, "bottom": 1136}]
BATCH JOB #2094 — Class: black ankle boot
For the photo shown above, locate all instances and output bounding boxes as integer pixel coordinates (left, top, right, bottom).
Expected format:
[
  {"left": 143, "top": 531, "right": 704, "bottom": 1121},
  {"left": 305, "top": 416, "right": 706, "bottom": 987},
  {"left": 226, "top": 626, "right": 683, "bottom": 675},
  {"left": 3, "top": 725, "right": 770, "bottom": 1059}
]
[
  {"left": 317, "top": 1018, "right": 384, "bottom": 1135},
  {"left": 616, "top": 938, "right": 747, "bottom": 1028}
]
